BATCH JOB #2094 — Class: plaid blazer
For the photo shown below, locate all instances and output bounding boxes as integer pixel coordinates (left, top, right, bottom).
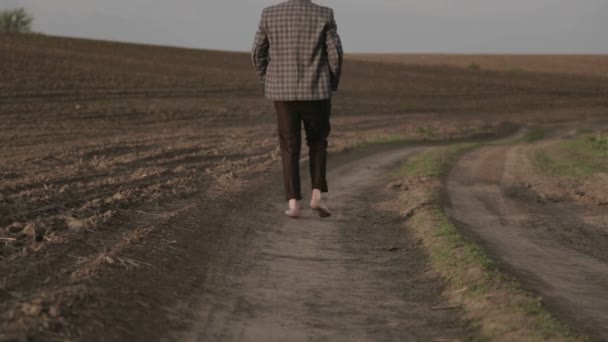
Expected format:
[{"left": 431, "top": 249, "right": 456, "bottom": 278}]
[{"left": 251, "top": 0, "right": 344, "bottom": 101}]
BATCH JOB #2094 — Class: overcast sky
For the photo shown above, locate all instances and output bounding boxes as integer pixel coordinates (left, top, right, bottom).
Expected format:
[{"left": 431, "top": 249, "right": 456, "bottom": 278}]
[{"left": 2, "top": 0, "right": 607, "bottom": 54}]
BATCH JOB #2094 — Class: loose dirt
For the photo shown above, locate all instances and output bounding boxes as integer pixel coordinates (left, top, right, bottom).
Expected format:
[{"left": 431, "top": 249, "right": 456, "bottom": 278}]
[
  {"left": 445, "top": 128, "right": 608, "bottom": 340},
  {"left": 168, "top": 146, "right": 468, "bottom": 342}
]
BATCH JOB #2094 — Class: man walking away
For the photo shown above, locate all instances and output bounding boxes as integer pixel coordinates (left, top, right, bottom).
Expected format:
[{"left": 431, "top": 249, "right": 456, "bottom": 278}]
[{"left": 252, "top": 0, "right": 343, "bottom": 219}]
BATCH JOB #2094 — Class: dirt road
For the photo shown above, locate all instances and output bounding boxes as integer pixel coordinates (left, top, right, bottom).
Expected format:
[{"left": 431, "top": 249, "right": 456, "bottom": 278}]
[
  {"left": 161, "top": 146, "right": 467, "bottom": 342},
  {"left": 445, "top": 136, "right": 608, "bottom": 340}
]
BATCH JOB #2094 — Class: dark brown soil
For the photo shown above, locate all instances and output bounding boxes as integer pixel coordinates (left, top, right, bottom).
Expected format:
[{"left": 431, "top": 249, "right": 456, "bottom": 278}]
[{"left": 349, "top": 54, "right": 608, "bottom": 78}]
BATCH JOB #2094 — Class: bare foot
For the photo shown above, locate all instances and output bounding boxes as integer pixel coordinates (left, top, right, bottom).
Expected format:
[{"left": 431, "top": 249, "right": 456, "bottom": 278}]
[
  {"left": 284, "top": 199, "right": 301, "bottom": 219},
  {"left": 310, "top": 189, "right": 332, "bottom": 218}
]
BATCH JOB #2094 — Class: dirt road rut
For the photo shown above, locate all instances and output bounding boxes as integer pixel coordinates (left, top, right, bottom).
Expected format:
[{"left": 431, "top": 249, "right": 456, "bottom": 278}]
[{"left": 445, "top": 142, "right": 608, "bottom": 339}]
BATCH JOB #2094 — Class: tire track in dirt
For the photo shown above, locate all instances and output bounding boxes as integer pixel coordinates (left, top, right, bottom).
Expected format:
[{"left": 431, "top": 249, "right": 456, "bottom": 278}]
[
  {"left": 445, "top": 137, "right": 608, "bottom": 339},
  {"left": 170, "top": 146, "right": 467, "bottom": 342}
]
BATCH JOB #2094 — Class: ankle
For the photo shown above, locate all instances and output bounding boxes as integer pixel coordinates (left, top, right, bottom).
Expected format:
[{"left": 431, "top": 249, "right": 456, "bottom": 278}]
[
  {"left": 311, "top": 189, "right": 322, "bottom": 202},
  {"left": 288, "top": 199, "right": 300, "bottom": 209}
]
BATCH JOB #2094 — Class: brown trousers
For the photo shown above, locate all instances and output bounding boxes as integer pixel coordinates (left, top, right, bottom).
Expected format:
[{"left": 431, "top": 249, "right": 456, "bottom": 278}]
[{"left": 274, "top": 100, "right": 331, "bottom": 201}]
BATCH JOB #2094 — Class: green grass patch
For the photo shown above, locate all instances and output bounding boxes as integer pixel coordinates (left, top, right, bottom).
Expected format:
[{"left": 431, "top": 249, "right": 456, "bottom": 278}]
[
  {"left": 501, "top": 126, "right": 548, "bottom": 145},
  {"left": 522, "top": 126, "right": 547, "bottom": 143},
  {"left": 361, "top": 134, "right": 409, "bottom": 146},
  {"left": 415, "top": 126, "right": 436, "bottom": 139},
  {"left": 427, "top": 207, "right": 495, "bottom": 271},
  {"left": 575, "top": 128, "right": 593, "bottom": 135},
  {"left": 467, "top": 62, "right": 481, "bottom": 71},
  {"left": 396, "top": 142, "right": 478, "bottom": 177},
  {"left": 571, "top": 135, "right": 608, "bottom": 156},
  {"left": 535, "top": 135, "right": 608, "bottom": 177}
]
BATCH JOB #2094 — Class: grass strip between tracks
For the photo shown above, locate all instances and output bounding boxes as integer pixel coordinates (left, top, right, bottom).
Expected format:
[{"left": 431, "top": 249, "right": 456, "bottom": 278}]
[
  {"left": 388, "top": 142, "right": 584, "bottom": 341},
  {"left": 534, "top": 133, "right": 608, "bottom": 177}
]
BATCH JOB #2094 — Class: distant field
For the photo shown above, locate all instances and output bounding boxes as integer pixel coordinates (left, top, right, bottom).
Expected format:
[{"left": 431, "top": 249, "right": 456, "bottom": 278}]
[{"left": 349, "top": 53, "right": 608, "bottom": 78}]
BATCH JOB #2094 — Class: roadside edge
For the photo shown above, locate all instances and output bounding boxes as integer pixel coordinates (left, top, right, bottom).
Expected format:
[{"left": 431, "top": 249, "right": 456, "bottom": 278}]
[{"left": 389, "top": 141, "right": 584, "bottom": 341}]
